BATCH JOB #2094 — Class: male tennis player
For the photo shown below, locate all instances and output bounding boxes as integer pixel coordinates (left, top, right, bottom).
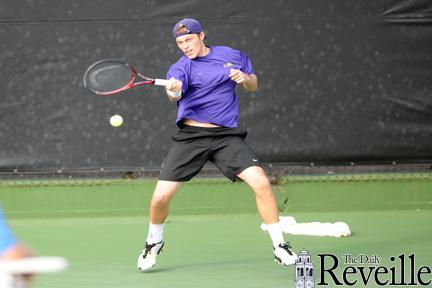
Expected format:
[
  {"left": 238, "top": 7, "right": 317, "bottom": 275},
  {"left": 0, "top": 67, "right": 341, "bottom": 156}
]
[{"left": 137, "top": 18, "right": 296, "bottom": 270}]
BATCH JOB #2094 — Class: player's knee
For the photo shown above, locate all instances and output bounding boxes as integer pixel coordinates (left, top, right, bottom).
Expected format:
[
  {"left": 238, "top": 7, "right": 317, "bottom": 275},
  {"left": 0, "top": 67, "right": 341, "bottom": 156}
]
[
  {"left": 151, "top": 193, "right": 170, "bottom": 207},
  {"left": 252, "top": 174, "right": 272, "bottom": 192}
]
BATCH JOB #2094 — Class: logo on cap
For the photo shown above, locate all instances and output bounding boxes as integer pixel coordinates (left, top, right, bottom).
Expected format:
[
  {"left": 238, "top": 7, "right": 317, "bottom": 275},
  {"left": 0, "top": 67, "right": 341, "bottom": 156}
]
[{"left": 175, "top": 24, "right": 191, "bottom": 36}]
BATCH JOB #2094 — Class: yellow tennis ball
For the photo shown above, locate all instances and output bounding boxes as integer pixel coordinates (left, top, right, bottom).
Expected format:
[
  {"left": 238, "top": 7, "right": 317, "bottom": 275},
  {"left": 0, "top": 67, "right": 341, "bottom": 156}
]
[{"left": 109, "top": 114, "right": 123, "bottom": 127}]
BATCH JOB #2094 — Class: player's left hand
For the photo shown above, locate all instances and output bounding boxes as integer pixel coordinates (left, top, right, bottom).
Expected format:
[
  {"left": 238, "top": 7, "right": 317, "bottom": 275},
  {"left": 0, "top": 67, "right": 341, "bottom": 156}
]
[{"left": 229, "top": 69, "right": 250, "bottom": 84}]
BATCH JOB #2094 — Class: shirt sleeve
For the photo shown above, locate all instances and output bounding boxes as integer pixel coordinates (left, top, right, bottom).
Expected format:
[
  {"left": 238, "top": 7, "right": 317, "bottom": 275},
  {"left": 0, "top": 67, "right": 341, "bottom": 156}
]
[
  {"left": 239, "top": 51, "right": 255, "bottom": 75},
  {"left": 0, "top": 208, "right": 17, "bottom": 255}
]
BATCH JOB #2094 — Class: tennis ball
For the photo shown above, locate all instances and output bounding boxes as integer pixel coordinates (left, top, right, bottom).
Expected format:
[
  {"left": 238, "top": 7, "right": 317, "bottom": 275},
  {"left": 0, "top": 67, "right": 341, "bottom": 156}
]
[{"left": 109, "top": 114, "right": 123, "bottom": 127}]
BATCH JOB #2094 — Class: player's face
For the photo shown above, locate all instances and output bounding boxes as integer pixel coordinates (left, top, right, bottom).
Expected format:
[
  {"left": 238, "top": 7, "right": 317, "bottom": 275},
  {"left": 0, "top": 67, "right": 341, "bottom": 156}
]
[{"left": 176, "top": 32, "right": 206, "bottom": 59}]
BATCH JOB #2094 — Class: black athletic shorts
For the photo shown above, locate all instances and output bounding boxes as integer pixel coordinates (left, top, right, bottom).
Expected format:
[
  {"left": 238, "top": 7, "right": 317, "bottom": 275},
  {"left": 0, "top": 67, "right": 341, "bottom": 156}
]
[{"left": 159, "top": 124, "right": 261, "bottom": 182}]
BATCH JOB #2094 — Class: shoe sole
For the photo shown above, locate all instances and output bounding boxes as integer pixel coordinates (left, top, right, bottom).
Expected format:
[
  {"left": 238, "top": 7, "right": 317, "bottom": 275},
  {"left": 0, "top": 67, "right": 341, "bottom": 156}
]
[{"left": 274, "top": 255, "right": 296, "bottom": 266}]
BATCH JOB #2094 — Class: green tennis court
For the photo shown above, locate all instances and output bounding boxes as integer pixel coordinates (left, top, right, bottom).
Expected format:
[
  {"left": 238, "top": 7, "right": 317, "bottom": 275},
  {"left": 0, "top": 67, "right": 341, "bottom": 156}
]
[{"left": 1, "top": 174, "right": 431, "bottom": 288}]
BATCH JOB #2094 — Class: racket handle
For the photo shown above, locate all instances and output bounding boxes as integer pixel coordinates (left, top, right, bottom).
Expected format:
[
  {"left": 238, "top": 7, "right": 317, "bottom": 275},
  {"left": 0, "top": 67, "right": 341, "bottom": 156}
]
[{"left": 154, "top": 79, "right": 170, "bottom": 86}]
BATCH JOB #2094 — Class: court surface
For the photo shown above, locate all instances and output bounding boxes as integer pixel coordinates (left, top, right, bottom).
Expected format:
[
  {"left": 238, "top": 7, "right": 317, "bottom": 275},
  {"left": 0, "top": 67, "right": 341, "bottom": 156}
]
[{"left": 2, "top": 176, "right": 432, "bottom": 288}]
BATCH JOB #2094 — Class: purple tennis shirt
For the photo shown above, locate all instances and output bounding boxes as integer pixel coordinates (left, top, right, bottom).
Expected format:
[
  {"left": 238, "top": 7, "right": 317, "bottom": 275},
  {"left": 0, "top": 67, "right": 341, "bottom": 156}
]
[{"left": 167, "top": 46, "right": 255, "bottom": 128}]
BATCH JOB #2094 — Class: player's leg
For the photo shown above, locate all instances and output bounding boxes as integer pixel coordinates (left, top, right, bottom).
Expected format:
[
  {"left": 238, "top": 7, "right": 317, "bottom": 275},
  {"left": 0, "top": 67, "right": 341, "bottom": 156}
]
[
  {"left": 147, "top": 180, "right": 183, "bottom": 248},
  {"left": 138, "top": 129, "right": 210, "bottom": 271},
  {"left": 237, "top": 166, "right": 278, "bottom": 224},
  {"left": 138, "top": 180, "right": 182, "bottom": 271},
  {"left": 210, "top": 133, "right": 297, "bottom": 266},
  {"left": 150, "top": 180, "right": 183, "bottom": 225},
  {"left": 237, "top": 166, "right": 297, "bottom": 266}
]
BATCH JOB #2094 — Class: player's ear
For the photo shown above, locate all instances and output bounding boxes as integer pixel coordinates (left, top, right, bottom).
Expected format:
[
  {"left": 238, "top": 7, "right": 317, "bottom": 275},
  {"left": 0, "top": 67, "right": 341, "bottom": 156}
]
[{"left": 199, "top": 31, "right": 206, "bottom": 41}]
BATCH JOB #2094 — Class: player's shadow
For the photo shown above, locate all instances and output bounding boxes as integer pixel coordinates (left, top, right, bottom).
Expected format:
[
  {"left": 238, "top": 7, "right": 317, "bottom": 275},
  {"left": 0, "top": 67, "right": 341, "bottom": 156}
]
[
  {"left": 139, "top": 267, "right": 176, "bottom": 274},
  {"left": 138, "top": 258, "right": 267, "bottom": 274}
]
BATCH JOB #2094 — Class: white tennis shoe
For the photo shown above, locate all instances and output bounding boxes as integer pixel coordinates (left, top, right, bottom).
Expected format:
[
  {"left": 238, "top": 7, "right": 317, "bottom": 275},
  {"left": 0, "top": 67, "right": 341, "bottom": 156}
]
[
  {"left": 273, "top": 242, "right": 297, "bottom": 266},
  {"left": 137, "top": 241, "right": 164, "bottom": 271}
]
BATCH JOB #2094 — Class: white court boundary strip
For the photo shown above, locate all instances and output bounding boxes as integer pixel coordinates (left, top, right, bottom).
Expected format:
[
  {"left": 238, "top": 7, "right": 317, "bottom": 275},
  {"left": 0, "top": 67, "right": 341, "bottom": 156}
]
[{"left": 0, "top": 257, "right": 68, "bottom": 274}]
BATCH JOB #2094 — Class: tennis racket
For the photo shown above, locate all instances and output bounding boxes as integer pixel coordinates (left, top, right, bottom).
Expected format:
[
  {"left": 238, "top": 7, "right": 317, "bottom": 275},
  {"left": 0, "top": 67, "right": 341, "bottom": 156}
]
[
  {"left": 0, "top": 256, "right": 68, "bottom": 274},
  {"left": 0, "top": 257, "right": 68, "bottom": 288},
  {"left": 83, "top": 59, "right": 170, "bottom": 95}
]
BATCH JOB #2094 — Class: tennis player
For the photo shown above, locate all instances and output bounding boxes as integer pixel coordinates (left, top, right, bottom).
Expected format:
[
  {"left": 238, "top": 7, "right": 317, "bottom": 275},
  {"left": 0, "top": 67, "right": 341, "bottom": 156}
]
[
  {"left": 0, "top": 209, "right": 32, "bottom": 261},
  {"left": 137, "top": 18, "right": 296, "bottom": 270},
  {"left": 0, "top": 207, "right": 33, "bottom": 287}
]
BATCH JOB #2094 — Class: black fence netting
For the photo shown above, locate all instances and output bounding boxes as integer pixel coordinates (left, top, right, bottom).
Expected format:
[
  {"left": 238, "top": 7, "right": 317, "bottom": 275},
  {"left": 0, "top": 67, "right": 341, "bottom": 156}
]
[{"left": 0, "top": 0, "right": 431, "bottom": 173}]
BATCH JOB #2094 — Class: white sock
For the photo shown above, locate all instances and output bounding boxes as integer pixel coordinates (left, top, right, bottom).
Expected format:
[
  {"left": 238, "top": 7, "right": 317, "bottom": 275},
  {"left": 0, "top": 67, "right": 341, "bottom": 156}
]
[
  {"left": 146, "top": 222, "right": 164, "bottom": 244},
  {"left": 266, "top": 222, "right": 285, "bottom": 248}
]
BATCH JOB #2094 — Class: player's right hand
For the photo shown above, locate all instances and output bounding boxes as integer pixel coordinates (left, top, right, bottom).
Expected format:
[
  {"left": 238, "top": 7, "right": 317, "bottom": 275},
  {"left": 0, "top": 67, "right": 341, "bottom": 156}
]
[
  {"left": 166, "top": 77, "right": 182, "bottom": 93},
  {"left": 166, "top": 77, "right": 183, "bottom": 101}
]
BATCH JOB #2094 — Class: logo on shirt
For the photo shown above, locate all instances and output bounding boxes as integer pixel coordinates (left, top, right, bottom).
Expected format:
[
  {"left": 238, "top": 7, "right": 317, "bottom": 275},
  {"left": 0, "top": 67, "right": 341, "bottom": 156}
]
[{"left": 223, "top": 62, "right": 234, "bottom": 67}]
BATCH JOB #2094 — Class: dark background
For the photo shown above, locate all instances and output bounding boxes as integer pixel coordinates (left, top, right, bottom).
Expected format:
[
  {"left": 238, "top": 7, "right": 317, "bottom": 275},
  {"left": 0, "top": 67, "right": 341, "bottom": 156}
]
[{"left": 0, "top": 0, "right": 431, "bottom": 172}]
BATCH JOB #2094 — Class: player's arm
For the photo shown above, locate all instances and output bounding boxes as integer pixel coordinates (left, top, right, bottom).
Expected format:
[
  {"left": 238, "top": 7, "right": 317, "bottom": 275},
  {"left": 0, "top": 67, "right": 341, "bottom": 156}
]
[
  {"left": 165, "top": 77, "right": 183, "bottom": 102},
  {"left": 229, "top": 69, "right": 258, "bottom": 92}
]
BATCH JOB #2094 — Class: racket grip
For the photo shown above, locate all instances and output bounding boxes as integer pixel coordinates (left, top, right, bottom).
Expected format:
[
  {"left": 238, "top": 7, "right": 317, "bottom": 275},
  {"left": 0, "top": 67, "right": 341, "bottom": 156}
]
[{"left": 154, "top": 79, "right": 170, "bottom": 86}]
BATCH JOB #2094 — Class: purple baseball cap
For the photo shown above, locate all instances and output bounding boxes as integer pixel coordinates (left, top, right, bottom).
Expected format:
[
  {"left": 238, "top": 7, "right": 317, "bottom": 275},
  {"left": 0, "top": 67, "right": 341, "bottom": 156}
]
[{"left": 172, "top": 18, "right": 203, "bottom": 38}]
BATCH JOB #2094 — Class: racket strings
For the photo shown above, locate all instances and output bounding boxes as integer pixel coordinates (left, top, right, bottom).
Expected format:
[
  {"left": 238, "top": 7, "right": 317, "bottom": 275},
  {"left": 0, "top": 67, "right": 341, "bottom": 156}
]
[{"left": 84, "top": 61, "right": 134, "bottom": 94}]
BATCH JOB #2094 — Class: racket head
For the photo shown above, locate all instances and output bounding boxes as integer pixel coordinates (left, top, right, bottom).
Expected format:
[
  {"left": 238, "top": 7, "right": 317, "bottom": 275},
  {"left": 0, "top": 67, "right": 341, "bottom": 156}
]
[{"left": 83, "top": 59, "right": 138, "bottom": 95}]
